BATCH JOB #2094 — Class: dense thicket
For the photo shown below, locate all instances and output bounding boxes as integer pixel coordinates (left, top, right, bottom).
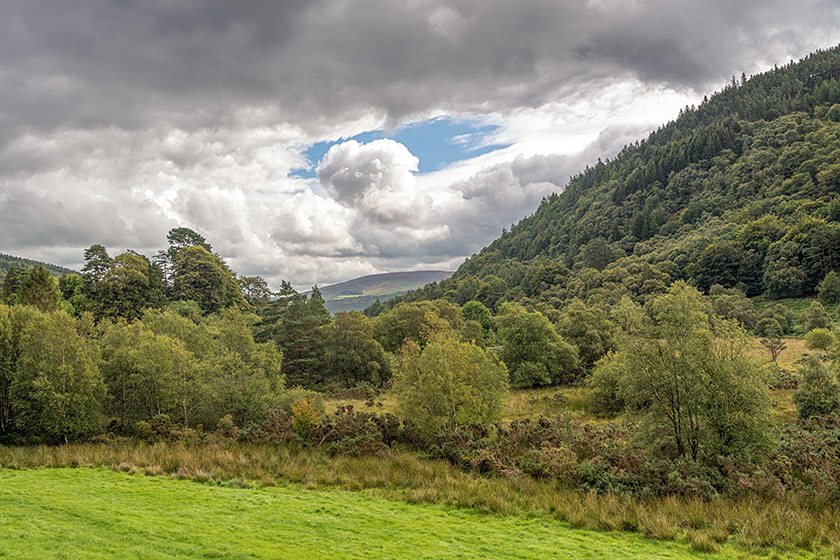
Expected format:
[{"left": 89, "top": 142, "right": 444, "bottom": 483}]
[{"left": 376, "top": 46, "right": 840, "bottom": 314}]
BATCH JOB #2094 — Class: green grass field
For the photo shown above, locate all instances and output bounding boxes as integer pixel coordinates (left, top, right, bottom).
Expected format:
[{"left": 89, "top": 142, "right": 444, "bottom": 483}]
[{"left": 0, "top": 468, "right": 780, "bottom": 560}]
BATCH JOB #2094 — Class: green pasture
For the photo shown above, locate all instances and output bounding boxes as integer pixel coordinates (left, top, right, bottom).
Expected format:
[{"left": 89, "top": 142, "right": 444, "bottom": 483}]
[{"left": 0, "top": 468, "right": 766, "bottom": 560}]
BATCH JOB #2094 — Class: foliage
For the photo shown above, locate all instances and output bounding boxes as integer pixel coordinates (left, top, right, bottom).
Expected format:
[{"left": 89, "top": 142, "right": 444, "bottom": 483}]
[
  {"left": 323, "top": 311, "right": 390, "bottom": 389},
  {"left": 173, "top": 245, "right": 247, "bottom": 314},
  {"left": 587, "top": 352, "right": 628, "bottom": 416},
  {"left": 801, "top": 300, "right": 831, "bottom": 331},
  {"left": 238, "top": 275, "right": 274, "bottom": 309},
  {"left": 708, "top": 286, "right": 758, "bottom": 330},
  {"left": 818, "top": 270, "right": 840, "bottom": 303},
  {"left": 290, "top": 398, "right": 322, "bottom": 439},
  {"left": 18, "top": 265, "right": 60, "bottom": 312},
  {"left": 760, "top": 332, "right": 787, "bottom": 366},
  {"left": 761, "top": 304, "right": 796, "bottom": 333},
  {"left": 461, "top": 300, "right": 492, "bottom": 330},
  {"left": 10, "top": 308, "right": 105, "bottom": 442},
  {"left": 99, "top": 307, "right": 283, "bottom": 431},
  {"left": 256, "top": 290, "right": 330, "bottom": 389},
  {"left": 596, "top": 283, "right": 775, "bottom": 461},
  {"left": 793, "top": 355, "right": 840, "bottom": 419},
  {"left": 805, "top": 327, "right": 835, "bottom": 352},
  {"left": 554, "top": 298, "right": 615, "bottom": 370},
  {"left": 496, "top": 303, "right": 580, "bottom": 387},
  {"left": 373, "top": 300, "right": 466, "bottom": 352},
  {"left": 394, "top": 331, "right": 508, "bottom": 438}
]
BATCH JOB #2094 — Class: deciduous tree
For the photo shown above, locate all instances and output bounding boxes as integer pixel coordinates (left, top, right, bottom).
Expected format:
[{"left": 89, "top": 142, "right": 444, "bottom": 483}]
[{"left": 394, "top": 330, "right": 508, "bottom": 437}]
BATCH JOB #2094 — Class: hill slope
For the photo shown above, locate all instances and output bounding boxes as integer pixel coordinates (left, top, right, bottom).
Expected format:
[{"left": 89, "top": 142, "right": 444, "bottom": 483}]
[
  {"left": 314, "top": 270, "right": 453, "bottom": 313},
  {"left": 376, "top": 45, "right": 840, "bottom": 312},
  {"left": 0, "top": 253, "right": 77, "bottom": 279}
]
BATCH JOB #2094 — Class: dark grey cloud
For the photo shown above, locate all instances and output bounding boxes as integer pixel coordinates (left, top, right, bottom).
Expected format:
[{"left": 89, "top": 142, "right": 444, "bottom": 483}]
[{"left": 1, "top": 0, "right": 836, "bottom": 141}]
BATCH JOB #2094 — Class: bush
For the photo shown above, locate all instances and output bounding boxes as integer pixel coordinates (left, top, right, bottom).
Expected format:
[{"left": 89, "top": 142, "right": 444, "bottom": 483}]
[
  {"left": 793, "top": 356, "right": 840, "bottom": 419},
  {"left": 767, "top": 366, "right": 799, "bottom": 390},
  {"left": 135, "top": 414, "right": 175, "bottom": 442},
  {"left": 755, "top": 317, "right": 783, "bottom": 337},
  {"left": 511, "top": 361, "right": 551, "bottom": 388},
  {"left": 801, "top": 301, "right": 831, "bottom": 332},
  {"left": 759, "top": 304, "right": 795, "bottom": 334},
  {"left": 277, "top": 387, "right": 325, "bottom": 416},
  {"left": 314, "top": 405, "right": 389, "bottom": 456},
  {"left": 588, "top": 352, "right": 627, "bottom": 415},
  {"left": 774, "top": 415, "right": 840, "bottom": 500},
  {"left": 805, "top": 328, "right": 835, "bottom": 352},
  {"left": 819, "top": 271, "right": 840, "bottom": 304},
  {"left": 290, "top": 399, "right": 322, "bottom": 440}
]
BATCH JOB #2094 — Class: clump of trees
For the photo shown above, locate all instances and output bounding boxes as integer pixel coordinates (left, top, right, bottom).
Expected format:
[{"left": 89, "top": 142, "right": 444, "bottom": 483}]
[
  {"left": 496, "top": 303, "right": 579, "bottom": 387},
  {"left": 591, "top": 283, "right": 775, "bottom": 461}
]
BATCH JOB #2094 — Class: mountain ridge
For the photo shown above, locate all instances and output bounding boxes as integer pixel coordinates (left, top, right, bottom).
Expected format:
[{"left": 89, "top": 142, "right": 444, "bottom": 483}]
[{"left": 310, "top": 270, "right": 454, "bottom": 314}]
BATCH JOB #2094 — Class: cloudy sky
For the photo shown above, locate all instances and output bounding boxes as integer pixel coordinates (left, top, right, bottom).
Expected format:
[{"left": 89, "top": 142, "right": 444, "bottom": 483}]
[{"left": 1, "top": 1, "right": 838, "bottom": 288}]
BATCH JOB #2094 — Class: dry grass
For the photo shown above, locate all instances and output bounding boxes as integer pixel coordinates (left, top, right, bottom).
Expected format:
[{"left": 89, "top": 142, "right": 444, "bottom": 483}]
[
  {"left": 770, "top": 389, "right": 798, "bottom": 425},
  {"left": 1, "top": 440, "right": 838, "bottom": 556},
  {"left": 324, "top": 392, "right": 399, "bottom": 416},
  {"left": 746, "top": 338, "right": 809, "bottom": 370}
]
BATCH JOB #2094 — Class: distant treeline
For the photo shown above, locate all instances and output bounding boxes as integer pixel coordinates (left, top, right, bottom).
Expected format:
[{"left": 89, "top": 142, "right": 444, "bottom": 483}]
[{"left": 0, "top": 253, "right": 76, "bottom": 279}]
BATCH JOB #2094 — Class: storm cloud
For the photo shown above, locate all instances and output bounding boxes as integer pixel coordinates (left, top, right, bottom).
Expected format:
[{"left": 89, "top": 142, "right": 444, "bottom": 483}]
[{"left": 0, "top": 0, "right": 837, "bottom": 287}]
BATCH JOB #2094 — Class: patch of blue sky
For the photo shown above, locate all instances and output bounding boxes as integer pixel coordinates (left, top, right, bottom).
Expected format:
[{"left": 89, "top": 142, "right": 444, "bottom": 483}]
[{"left": 291, "top": 115, "right": 510, "bottom": 179}]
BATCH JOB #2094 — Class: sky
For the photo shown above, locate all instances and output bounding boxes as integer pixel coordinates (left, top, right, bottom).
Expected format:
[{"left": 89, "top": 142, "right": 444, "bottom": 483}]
[{"left": 1, "top": 1, "right": 839, "bottom": 289}]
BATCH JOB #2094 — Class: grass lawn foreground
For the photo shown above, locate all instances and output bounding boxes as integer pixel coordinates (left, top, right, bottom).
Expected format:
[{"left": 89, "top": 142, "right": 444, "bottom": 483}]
[{"left": 0, "top": 467, "right": 770, "bottom": 560}]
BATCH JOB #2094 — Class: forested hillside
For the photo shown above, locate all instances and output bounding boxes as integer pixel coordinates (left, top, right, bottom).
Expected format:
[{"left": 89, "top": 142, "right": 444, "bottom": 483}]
[
  {"left": 0, "top": 253, "right": 76, "bottom": 279},
  {"left": 378, "top": 46, "right": 840, "bottom": 313}
]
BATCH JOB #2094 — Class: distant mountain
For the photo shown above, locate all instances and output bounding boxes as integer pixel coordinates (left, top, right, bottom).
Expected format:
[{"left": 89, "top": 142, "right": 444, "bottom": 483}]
[
  {"left": 314, "top": 271, "right": 454, "bottom": 314},
  {"left": 0, "top": 253, "right": 77, "bottom": 279}
]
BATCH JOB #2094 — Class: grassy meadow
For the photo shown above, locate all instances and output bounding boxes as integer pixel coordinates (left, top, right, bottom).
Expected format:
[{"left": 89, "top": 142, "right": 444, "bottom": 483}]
[
  {"left": 2, "top": 440, "right": 839, "bottom": 558},
  {"left": 0, "top": 467, "right": 824, "bottom": 560}
]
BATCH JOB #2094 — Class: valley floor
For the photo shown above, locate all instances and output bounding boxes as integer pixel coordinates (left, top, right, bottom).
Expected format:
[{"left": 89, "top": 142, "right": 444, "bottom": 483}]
[{"left": 0, "top": 468, "right": 804, "bottom": 560}]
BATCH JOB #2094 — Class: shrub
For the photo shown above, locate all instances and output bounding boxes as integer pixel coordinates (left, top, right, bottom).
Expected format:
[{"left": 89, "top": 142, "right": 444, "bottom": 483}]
[
  {"left": 135, "top": 414, "right": 175, "bottom": 442},
  {"left": 393, "top": 330, "right": 508, "bottom": 438},
  {"left": 314, "top": 405, "right": 389, "bottom": 456},
  {"left": 588, "top": 352, "right": 627, "bottom": 415},
  {"left": 511, "top": 362, "right": 551, "bottom": 388},
  {"left": 819, "top": 270, "right": 840, "bottom": 304},
  {"left": 759, "top": 304, "right": 795, "bottom": 334},
  {"left": 801, "top": 301, "right": 831, "bottom": 332},
  {"left": 277, "top": 387, "right": 325, "bottom": 416},
  {"left": 793, "top": 356, "right": 840, "bottom": 419},
  {"left": 290, "top": 398, "right": 322, "bottom": 440},
  {"left": 259, "top": 409, "right": 293, "bottom": 443},
  {"left": 767, "top": 366, "right": 799, "bottom": 390},
  {"left": 805, "top": 328, "right": 835, "bottom": 352}
]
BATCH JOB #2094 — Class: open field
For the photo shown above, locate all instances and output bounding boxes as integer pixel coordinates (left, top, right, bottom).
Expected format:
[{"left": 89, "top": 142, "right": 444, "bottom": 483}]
[
  {"left": 0, "top": 467, "right": 818, "bottom": 560},
  {"left": 2, "top": 442, "right": 838, "bottom": 557}
]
